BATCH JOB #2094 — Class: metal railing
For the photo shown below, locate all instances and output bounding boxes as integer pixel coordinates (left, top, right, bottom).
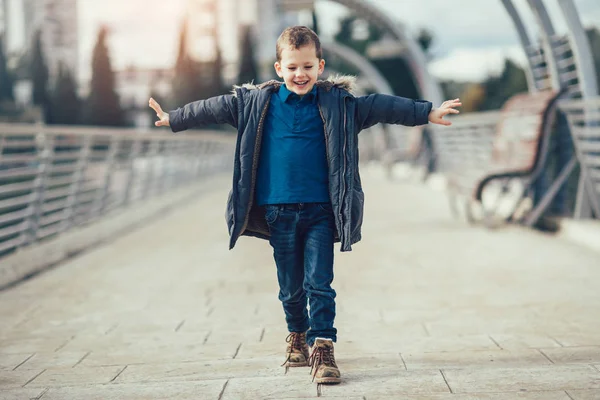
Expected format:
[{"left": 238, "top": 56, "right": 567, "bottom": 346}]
[{"left": 0, "top": 124, "right": 235, "bottom": 259}]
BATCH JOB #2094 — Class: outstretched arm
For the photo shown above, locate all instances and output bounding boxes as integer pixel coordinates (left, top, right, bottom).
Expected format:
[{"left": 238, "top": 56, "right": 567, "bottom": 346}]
[
  {"left": 149, "top": 95, "right": 238, "bottom": 132},
  {"left": 355, "top": 94, "right": 461, "bottom": 130}
]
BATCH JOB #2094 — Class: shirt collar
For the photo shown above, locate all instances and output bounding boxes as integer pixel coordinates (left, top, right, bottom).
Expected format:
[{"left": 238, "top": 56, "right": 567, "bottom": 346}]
[{"left": 278, "top": 84, "right": 318, "bottom": 103}]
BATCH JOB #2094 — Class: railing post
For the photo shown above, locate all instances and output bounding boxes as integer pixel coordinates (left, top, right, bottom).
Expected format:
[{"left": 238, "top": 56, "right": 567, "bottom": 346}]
[
  {"left": 96, "top": 136, "right": 119, "bottom": 216},
  {"left": 123, "top": 137, "right": 142, "bottom": 206},
  {"left": 22, "top": 133, "right": 53, "bottom": 247},
  {"left": 60, "top": 135, "right": 91, "bottom": 233},
  {"left": 141, "top": 139, "right": 160, "bottom": 200}
]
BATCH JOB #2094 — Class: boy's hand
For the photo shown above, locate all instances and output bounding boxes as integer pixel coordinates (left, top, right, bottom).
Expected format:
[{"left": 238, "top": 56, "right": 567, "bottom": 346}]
[
  {"left": 428, "top": 98, "right": 462, "bottom": 126},
  {"left": 149, "top": 97, "right": 170, "bottom": 127}
]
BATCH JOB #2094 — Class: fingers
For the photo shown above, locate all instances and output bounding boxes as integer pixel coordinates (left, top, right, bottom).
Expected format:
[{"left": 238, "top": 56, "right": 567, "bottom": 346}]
[
  {"left": 148, "top": 97, "right": 163, "bottom": 115},
  {"left": 442, "top": 98, "right": 462, "bottom": 108}
]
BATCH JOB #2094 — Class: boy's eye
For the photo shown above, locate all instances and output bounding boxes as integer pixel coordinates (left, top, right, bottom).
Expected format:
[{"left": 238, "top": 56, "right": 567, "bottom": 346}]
[
  {"left": 289, "top": 67, "right": 296, "bottom": 71},
  {"left": 305, "top": 66, "right": 313, "bottom": 69}
]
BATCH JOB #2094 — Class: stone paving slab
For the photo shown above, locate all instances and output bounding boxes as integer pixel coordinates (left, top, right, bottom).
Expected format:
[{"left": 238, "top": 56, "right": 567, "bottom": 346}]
[
  {"left": 26, "top": 365, "right": 125, "bottom": 387},
  {"left": 0, "top": 388, "right": 47, "bottom": 400},
  {"left": 1, "top": 166, "right": 600, "bottom": 398},
  {"left": 401, "top": 348, "right": 551, "bottom": 369},
  {"left": 115, "top": 357, "right": 285, "bottom": 383},
  {"left": 567, "top": 389, "right": 600, "bottom": 400},
  {"left": 540, "top": 346, "right": 600, "bottom": 364},
  {"left": 7, "top": 351, "right": 90, "bottom": 370},
  {"left": 442, "top": 365, "right": 600, "bottom": 393},
  {"left": 0, "top": 353, "right": 34, "bottom": 370},
  {"left": 367, "top": 393, "right": 571, "bottom": 400},
  {"left": 0, "top": 369, "right": 45, "bottom": 389},
  {"left": 488, "top": 334, "right": 562, "bottom": 349},
  {"left": 40, "top": 381, "right": 227, "bottom": 400}
]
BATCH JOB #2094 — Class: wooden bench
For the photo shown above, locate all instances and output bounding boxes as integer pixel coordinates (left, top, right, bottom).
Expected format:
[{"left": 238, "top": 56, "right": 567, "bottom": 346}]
[{"left": 432, "top": 89, "right": 568, "bottom": 227}]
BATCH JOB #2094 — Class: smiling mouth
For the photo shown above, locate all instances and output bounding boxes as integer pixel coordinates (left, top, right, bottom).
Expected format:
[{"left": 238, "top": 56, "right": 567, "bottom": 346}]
[{"left": 294, "top": 81, "right": 309, "bottom": 86}]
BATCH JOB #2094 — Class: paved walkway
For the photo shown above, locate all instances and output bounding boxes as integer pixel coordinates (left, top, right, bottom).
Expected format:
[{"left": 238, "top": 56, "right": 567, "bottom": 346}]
[{"left": 1, "top": 166, "right": 600, "bottom": 400}]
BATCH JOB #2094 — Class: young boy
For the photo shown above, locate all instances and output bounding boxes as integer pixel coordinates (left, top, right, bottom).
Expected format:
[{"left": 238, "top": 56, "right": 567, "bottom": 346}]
[{"left": 149, "top": 26, "right": 460, "bottom": 385}]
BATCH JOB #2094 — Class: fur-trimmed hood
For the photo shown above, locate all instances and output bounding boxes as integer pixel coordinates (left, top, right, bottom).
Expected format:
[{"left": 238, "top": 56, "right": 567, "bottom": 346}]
[{"left": 232, "top": 74, "right": 357, "bottom": 96}]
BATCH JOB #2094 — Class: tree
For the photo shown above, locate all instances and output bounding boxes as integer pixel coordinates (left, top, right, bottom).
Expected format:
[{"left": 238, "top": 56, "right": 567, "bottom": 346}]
[
  {"left": 478, "top": 59, "right": 528, "bottom": 111},
  {"left": 30, "top": 30, "right": 49, "bottom": 108},
  {"left": 48, "top": 63, "right": 81, "bottom": 125},
  {"left": 416, "top": 29, "right": 434, "bottom": 55},
  {"left": 0, "top": 34, "right": 14, "bottom": 101},
  {"left": 334, "top": 15, "right": 383, "bottom": 55},
  {"left": 172, "top": 19, "right": 204, "bottom": 107},
  {"left": 459, "top": 83, "right": 486, "bottom": 112},
  {"left": 312, "top": 10, "right": 320, "bottom": 36},
  {"left": 85, "top": 26, "right": 124, "bottom": 126},
  {"left": 237, "top": 25, "right": 259, "bottom": 85},
  {"left": 330, "top": 15, "right": 423, "bottom": 98},
  {"left": 206, "top": 44, "right": 226, "bottom": 98}
]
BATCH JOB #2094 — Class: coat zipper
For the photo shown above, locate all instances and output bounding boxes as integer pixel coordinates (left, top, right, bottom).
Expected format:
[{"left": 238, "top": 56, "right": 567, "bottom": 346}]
[
  {"left": 238, "top": 96, "right": 271, "bottom": 239},
  {"left": 318, "top": 105, "right": 338, "bottom": 226},
  {"left": 341, "top": 97, "right": 348, "bottom": 228}
]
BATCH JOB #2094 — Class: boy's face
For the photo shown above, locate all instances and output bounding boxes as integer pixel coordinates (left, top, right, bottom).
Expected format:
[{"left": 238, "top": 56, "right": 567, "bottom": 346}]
[{"left": 274, "top": 44, "right": 325, "bottom": 96}]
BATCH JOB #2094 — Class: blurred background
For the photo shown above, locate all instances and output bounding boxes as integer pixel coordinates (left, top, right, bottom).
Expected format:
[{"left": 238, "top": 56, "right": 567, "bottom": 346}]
[{"left": 0, "top": 0, "right": 597, "bottom": 129}]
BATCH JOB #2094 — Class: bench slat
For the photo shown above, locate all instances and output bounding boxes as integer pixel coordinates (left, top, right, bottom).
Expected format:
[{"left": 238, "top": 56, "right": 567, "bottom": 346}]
[
  {"left": 560, "top": 97, "right": 600, "bottom": 111},
  {"left": 578, "top": 141, "right": 600, "bottom": 152},
  {"left": 557, "top": 56, "right": 576, "bottom": 70},
  {"left": 582, "top": 154, "right": 600, "bottom": 169},
  {"left": 571, "top": 126, "right": 600, "bottom": 139},
  {"left": 560, "top": 70, "right": 580, "bottom": 83}
]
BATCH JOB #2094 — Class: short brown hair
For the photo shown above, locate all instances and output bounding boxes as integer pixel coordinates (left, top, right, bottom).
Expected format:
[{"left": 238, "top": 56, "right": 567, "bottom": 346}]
[{"left": 276, "top": 26, "right": 322, "bottom": 61}]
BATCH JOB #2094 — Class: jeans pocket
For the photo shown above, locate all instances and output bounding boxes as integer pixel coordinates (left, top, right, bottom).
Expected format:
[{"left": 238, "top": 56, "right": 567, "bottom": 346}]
[
  {"left": 317, "top": 203, "right": 333, "bottom": 213},
  {"left": 264, "top": 205, "right": 279, "bottom": 224}
]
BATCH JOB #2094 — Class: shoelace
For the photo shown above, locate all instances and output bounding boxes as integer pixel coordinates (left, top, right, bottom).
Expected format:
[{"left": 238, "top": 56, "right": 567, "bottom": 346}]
[
  {"left": 280, "top": 332, "right": 307, "bottom": 367},
  {"left": 307, "top": 345, "right": 336, "bottom": 381}
]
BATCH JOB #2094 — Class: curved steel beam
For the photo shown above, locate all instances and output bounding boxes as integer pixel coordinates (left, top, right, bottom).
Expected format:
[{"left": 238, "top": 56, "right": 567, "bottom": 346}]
[
  {"left": 556, "top": 0, "right": 598, "bottom": 98},
  {"left": 500, "top": 0, "right": 538, "bottom": 93},
  {"left": 527, "top": 0, "right": 562, "bottom": 90},
  {"left": 321, "top": 40, "right": 394, "bottom": 95},
  {"left": 326, "top": 0, "right": 443, "bottom": 105}
]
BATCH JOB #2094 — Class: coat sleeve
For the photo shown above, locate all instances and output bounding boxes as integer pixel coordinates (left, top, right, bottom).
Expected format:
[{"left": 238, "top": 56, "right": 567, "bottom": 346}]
[
  {"left": 355, "top": 94, "right": 432, "bottom": 131},
  {"left": 169, "top": 94, "right": 238, "bottom": 132}
]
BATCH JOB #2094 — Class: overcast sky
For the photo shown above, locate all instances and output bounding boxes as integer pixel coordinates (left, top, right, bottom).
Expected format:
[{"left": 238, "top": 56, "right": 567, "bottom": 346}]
[{"left": 7, "top": 0, "right": 600, "bottom": 83}]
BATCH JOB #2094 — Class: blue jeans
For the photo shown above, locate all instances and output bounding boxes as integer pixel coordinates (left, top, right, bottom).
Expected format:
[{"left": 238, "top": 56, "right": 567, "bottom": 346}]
[{"left": 264, "top": 202, "right": 337, "bottom": 346}]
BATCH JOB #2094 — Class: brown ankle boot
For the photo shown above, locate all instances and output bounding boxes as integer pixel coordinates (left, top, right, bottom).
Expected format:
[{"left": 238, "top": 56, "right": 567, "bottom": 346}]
[
  {"left": 281, "top": 332, "right": 309, "bottom": 368},
  {"left": 308, "top": 338, "right": 341, "bottom": 384}
]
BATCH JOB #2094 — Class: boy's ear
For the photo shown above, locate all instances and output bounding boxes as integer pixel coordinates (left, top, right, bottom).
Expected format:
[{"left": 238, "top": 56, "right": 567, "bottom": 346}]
[
  {"left": 318, "top": 59, "right": 325, "bottom": 76},
  {"left": 274, "top": 61, "right": 283, "bottom": 78}
]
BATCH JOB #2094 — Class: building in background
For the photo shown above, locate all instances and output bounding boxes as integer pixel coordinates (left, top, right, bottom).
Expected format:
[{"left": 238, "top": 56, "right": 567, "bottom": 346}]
[
  {"left": 185, "top": 0, "right": 239, "bottom": 84},
  {"left": 0, "top": 0, "right": 7, "bottom": 37},
  {"left": 22, "top": 0, "right": 78, "bottom": 82},
  {"left": 114, "top": 66, "right": 174, "bottom": 128}
]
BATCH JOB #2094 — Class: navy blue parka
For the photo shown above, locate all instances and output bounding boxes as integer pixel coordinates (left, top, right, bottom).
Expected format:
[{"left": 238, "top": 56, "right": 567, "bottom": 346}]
[{"left": 169, "top": 76, "right": 432, "bottom": 252}]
